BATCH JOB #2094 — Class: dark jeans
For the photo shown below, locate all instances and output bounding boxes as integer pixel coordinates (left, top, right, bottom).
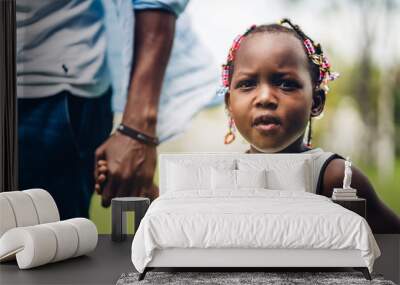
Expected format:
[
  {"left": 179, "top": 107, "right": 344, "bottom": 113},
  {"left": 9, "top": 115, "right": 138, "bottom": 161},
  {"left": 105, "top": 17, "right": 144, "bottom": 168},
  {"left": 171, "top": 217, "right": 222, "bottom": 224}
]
[{"left": 18, "top": 89, "right": 113, "bottom": 219}]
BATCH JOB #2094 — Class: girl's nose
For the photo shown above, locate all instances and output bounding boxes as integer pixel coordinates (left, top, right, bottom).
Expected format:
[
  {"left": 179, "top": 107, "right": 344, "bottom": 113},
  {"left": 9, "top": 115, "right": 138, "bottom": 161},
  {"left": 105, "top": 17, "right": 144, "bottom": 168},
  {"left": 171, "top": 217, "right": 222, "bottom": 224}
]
[{"left": 255, "top": 86, "right": 278, "bottom": 110}]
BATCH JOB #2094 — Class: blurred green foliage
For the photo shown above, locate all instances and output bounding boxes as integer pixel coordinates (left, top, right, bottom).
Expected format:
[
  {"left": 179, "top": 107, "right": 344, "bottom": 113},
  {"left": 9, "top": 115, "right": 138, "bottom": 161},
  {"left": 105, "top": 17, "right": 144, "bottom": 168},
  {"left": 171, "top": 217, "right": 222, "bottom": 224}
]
[{"left": 359, "top": 160, "right": 400, "bottom": 217}]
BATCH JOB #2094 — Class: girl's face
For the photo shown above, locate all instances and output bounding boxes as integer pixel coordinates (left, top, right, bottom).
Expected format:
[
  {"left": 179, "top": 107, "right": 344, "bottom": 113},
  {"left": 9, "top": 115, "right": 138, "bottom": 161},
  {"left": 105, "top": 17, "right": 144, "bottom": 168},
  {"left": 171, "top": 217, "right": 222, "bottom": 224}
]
[{"left": 227, "top": 32, "right": 321, "bottom": 153}]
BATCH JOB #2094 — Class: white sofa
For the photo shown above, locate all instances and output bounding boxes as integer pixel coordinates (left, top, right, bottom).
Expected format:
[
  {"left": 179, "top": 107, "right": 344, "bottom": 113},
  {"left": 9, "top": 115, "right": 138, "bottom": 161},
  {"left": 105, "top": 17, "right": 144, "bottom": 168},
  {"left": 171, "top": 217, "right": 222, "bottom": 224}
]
[{"left": 0, "top": 189, "right": 97, "bottom": 269}]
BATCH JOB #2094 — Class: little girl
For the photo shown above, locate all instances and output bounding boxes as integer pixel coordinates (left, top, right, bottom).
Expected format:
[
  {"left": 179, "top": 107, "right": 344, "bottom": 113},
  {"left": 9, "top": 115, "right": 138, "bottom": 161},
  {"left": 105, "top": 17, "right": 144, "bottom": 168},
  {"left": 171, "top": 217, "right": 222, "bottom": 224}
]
[
  {"left": 218, "top": 19, "right": 400, "bottom": 233},
  {"left": 96, "top": 19, "right": 400, "bottom": 233}
]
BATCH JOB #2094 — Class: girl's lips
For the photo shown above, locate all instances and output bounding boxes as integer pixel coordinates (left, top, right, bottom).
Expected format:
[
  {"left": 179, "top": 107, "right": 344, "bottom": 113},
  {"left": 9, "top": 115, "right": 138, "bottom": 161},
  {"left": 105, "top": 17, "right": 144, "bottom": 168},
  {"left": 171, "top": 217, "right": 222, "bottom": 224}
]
[
  {"left": 252, "top": 114, "right": 282, "bottom": 134},
  {"left": 254, "top": 122, "right": 280, "bottom": 133}
]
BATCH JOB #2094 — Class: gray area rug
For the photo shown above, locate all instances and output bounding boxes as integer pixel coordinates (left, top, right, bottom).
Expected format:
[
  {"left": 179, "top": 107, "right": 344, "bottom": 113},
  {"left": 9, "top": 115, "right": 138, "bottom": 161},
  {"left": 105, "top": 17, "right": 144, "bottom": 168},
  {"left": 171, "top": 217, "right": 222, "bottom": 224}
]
[{"left": 117, "top": 271, "right": 396, "bottom": 285}]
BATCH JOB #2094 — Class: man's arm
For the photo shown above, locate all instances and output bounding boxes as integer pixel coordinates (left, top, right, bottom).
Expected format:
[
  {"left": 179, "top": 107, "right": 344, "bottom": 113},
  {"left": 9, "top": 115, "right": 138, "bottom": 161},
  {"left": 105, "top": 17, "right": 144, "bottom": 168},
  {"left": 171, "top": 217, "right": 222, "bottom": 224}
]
[
  {"left": 322, "top": 159, "right": 400, "bottom": 233},
  {"left": 95, "top": 10, "right": 176, "bottom": 207},
  {"left": 122, "top": 10, "right": 176, "bottom": 135}
]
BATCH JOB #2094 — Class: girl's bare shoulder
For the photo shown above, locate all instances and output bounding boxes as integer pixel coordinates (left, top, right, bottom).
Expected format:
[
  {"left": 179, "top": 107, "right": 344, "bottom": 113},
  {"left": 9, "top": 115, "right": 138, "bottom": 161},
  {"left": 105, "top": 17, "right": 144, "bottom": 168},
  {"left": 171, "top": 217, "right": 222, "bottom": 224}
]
[{"left": 322, "top": 158, "right": 376, "bottom": 198}]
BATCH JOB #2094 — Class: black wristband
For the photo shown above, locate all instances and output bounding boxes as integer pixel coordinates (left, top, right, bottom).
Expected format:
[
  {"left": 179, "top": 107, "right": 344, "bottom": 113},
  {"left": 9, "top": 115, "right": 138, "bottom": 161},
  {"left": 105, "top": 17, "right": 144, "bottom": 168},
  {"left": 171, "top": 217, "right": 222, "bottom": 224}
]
[{"left": 117, "top": 124, "right": 159, "bottom": 146}]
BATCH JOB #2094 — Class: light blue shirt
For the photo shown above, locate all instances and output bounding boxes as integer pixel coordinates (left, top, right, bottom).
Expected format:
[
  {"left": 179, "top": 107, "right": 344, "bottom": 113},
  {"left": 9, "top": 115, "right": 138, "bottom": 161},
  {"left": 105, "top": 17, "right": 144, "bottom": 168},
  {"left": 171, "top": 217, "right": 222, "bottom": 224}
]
[{"left": 17, "top": 0, "right": 222, "bottom": 141}]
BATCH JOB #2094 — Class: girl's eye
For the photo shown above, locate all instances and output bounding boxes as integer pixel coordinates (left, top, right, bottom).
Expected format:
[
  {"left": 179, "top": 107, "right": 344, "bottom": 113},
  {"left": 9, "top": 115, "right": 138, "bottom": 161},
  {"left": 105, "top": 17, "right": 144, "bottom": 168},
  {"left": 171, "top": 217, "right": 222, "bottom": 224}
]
[
  {"left": 236, "top": 79, "right": 257, "bottom": 90},
  {"left": 278, "top": 80, "right": 301, "bottom": 91}
]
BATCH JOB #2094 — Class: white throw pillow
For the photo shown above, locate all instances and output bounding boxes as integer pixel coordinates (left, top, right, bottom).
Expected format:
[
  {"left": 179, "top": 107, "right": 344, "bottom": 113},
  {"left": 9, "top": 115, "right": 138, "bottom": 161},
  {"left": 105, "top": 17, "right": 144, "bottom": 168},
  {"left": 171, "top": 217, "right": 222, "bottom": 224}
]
[
  {"left": 166, "top": 159, "right": 236, "bottom": 192},
  {"left": 236, "top": 169, "right": 267, "bottom": 189},
  {"left": 266, "top": 163, "right": 307, "bottom": 191},
  {"left": 211, "top": 168, "right": 236, "bottom": 190},
  {"left": 211, "top": 169, "right": 268, "bottom": 190},
  {"left": 238, "top": 158, "right": 311, "bottom": 192},
  {"left": 167, "top": 163, "right": 210, "bottom": 191}
]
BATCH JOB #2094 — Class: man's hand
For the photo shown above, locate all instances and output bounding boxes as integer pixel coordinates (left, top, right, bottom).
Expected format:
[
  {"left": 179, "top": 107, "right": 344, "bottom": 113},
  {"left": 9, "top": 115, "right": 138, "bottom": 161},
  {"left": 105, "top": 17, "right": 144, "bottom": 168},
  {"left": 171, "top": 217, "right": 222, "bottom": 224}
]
[
  {"left": 94, "top": 10, "right": 176, "bottom": 207},
  {"left": 94, "top": 132, "right": 158, "bottom": 207}
]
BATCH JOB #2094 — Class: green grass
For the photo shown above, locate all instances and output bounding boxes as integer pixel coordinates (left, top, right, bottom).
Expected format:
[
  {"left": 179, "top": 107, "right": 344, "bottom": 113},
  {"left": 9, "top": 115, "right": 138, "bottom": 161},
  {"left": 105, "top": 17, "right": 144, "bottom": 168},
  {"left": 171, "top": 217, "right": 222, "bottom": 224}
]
[
  {"left": 89, "top": 194, "right": 136, "bottom": 235},
  {"left": 358, "top": 160, "right": 400, "bottom": 216},
  {"left": 89, "top": 159, "right": 400, "bottom": 234}
]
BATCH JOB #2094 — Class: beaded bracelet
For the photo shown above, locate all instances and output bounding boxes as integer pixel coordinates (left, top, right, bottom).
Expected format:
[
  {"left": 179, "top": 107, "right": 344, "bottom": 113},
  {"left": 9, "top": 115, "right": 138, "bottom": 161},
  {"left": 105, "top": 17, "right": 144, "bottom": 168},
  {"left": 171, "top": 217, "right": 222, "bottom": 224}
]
[{"left": 117, "top": 124, "right": 159, "bottom": 146}]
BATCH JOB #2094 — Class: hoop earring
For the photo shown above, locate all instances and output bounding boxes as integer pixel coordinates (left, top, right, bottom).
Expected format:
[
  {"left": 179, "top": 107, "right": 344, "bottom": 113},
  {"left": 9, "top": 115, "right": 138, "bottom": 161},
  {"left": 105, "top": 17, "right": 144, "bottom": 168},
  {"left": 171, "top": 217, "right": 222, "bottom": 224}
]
[
  {"left": 306, "top": 117, "right": 312, "bottom": 147},
  {"left": 224, "top": 117, "right": 236, "bottom": 144}
]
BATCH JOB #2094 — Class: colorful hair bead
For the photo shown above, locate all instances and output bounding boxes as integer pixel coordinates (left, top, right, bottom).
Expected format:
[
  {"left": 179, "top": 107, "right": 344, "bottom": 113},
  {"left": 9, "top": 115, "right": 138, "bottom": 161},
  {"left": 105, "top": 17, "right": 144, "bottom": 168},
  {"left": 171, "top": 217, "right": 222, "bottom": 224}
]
[
  {"left": 329, "top": 72, "right": 340, "bottom": 81},
  {"left": 303, "top": 39, "right": 315, "bottom": 55},
  {"left": 217, "top": 24, "right": 257, "bottom": 95},
  {"left": 319, "top": 70, "right": 325, "bottom": 82},
  {"left": 221, "top": 64, "right": 230, "bottom": 87},
  {"left": 321, "top": 56, "right": 330, "bottom": 70}
]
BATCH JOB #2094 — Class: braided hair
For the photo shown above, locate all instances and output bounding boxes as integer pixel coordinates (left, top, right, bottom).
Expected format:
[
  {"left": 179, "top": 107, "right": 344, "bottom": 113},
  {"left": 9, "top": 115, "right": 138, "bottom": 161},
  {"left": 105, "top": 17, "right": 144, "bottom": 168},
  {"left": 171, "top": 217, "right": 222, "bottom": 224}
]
[{"left": 219, "top": 19, "right": 339, "bottom": 147}]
